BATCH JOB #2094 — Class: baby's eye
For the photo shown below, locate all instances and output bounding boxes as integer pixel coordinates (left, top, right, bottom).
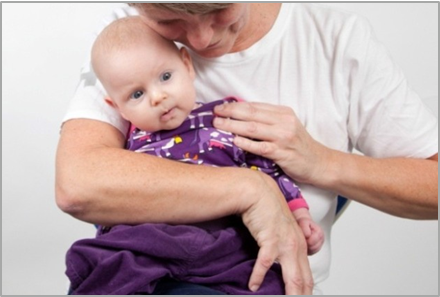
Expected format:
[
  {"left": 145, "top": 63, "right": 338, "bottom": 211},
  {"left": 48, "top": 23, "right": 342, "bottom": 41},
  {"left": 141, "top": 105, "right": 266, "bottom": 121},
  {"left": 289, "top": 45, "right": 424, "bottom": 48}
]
[
  {"left": 161, "top": 72, "right": 172, "bottom": 82},
  {"left": 130, "top": 90, "right": 144, "bottom": 100}
]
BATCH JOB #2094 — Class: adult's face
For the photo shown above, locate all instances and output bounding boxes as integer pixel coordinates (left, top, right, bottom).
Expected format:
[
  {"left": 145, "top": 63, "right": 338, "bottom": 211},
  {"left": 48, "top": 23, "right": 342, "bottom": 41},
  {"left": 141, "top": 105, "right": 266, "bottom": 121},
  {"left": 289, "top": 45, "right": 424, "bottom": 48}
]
[{"left": 139, "top": 4, "right": 251, "bottom": 58}]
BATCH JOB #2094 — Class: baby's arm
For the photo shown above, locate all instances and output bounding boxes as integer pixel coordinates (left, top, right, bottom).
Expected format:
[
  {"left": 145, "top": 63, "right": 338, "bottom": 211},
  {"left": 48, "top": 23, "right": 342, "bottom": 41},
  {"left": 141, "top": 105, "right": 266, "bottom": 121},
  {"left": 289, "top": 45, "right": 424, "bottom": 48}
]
[
  {"left": 291, "top": 208, "right": 324, "bottom": 255},
  {"left": 279, "top": 176, "right": 324, "bottom": 255}
]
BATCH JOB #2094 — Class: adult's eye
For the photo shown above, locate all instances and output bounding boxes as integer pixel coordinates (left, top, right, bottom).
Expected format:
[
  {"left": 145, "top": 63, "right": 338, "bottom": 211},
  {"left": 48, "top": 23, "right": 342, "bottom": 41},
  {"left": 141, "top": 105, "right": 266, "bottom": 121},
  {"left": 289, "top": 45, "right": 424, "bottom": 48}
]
[
  {"left": 158, "top": 20, "right": 176, "bottom": 26},
  {"left": 130, "top": 90, "right": 144, "bottom": 100},
  {"left": 161, "top": 72, "right": 172, "bottom": 82}
]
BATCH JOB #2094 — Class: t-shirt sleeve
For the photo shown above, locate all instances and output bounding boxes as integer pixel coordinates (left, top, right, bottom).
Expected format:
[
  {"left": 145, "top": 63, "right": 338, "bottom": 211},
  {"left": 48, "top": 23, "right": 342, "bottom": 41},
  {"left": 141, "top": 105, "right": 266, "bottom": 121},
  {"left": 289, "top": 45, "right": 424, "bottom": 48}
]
[
  {"left": 62, "top": 5, "right": 139, "bottom": 135},
  {"left": 343, "top": 16, "right": 438, "bottom": 159}
]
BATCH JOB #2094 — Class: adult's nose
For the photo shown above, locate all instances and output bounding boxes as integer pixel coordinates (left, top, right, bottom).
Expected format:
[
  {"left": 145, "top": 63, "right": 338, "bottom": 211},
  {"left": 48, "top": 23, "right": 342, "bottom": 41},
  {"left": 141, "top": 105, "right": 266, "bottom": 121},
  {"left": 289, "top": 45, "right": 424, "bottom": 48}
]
[{"left": 186, "top": 25, "right": 214, "bottom": 51}]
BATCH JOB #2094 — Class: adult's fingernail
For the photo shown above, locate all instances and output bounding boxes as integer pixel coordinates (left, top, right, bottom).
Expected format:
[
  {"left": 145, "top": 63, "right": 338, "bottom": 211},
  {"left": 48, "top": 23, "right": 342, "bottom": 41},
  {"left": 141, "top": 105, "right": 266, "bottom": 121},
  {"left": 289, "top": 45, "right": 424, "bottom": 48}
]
[
  {"left": 214, "top": 104, "right": 225, "bottom": 112},
  {"left": 250, "top": 285, "right": 259, "bottom": 292},
  {"left": 213, "top": 117, "right": 224, "bottom": 125}
]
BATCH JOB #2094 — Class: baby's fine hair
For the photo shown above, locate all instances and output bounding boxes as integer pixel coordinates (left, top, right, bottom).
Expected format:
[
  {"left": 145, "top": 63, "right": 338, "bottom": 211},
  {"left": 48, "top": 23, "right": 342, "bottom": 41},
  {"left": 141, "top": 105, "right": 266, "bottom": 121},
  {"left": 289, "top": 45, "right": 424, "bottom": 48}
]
[
  {"left": 93, "top": 16, "right": 160, "bottom": 54},
  {"left": 91, "top": 16, "right": 177, "bottom": 71}
]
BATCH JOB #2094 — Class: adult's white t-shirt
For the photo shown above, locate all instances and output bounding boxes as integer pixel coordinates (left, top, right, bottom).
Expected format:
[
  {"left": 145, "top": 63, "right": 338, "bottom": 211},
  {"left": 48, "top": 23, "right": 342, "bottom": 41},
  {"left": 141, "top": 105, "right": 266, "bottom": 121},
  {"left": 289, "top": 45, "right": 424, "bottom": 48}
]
[{"left": 62, "top": 3, "right": 439, "bottom": 290}]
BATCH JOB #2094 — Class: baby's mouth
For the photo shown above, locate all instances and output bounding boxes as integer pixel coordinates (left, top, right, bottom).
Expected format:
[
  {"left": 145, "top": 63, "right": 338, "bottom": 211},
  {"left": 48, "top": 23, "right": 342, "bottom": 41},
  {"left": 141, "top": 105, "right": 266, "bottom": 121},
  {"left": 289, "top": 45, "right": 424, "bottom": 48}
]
[{"left": 160, "top": 107, "right": 176, "bottom": 121}]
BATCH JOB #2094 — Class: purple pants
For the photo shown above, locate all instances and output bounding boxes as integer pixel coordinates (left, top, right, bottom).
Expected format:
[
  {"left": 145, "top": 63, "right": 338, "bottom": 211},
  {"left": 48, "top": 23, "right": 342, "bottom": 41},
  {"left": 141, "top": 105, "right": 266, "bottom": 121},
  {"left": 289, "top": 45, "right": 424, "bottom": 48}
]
[{"left": 66, "top": 217, "right": 284, "bottom": 295}]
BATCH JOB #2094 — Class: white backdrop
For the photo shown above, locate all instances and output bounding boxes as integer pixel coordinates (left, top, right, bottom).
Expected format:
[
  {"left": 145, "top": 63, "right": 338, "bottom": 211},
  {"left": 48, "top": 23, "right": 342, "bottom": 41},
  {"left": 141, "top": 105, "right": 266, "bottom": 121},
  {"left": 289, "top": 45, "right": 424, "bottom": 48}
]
[{"left": 2, "top": 3, "right": 438, "bottom": 295}]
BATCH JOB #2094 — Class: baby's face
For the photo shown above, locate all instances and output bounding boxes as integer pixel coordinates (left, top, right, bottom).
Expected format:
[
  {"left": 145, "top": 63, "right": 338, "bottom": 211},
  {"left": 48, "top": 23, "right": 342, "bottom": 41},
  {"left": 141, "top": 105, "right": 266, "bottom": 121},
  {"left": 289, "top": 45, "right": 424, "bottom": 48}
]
[{"left": 99, "top": 43, "right": 196, "bottom": 132}]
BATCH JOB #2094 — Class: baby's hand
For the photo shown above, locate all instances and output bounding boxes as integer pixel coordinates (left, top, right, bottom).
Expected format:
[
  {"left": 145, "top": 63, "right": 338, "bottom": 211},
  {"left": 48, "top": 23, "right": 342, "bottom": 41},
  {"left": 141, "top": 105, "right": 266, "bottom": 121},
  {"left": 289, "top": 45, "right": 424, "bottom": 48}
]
[{"left": 292, "top": 209, "right": 325, "bottom": 255}]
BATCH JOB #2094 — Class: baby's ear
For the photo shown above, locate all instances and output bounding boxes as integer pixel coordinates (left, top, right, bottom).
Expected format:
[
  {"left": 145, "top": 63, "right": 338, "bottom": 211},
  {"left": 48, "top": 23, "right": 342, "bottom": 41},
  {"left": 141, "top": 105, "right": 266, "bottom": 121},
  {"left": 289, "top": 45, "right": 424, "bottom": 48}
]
[
  {"left": 105, "top": 97, "right": 128, "bottom": 120},
  {"left": 105, "top": 97, "right": 116, "bottom": 108},
  {"left": 179, "top": 47, "right": 195, "bottom": 80}
]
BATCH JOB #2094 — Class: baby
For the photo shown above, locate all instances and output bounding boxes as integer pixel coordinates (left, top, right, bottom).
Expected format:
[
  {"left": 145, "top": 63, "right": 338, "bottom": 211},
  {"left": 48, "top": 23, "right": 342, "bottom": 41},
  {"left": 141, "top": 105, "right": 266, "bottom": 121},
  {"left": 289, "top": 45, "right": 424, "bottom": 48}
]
[{"left": 66, "top": 16, "right": 324, "bottom": 295}]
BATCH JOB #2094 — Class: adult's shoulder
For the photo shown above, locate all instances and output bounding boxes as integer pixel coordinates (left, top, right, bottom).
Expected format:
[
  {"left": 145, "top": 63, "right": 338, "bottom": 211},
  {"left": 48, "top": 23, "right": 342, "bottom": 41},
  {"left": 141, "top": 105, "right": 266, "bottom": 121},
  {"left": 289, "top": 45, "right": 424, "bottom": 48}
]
[
  {"left": 283, "top": 3, "right": 376, "bottom": 59},
  {"left": 287, "top": 3, "right": 371, "bottom": 36}
]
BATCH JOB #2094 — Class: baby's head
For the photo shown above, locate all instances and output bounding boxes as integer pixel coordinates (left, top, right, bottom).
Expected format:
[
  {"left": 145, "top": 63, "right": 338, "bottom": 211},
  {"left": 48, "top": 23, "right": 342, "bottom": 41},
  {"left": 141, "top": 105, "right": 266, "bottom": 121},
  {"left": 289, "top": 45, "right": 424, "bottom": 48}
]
[{"left": 92, "top": 16, "right": 197, "bottom": 132}]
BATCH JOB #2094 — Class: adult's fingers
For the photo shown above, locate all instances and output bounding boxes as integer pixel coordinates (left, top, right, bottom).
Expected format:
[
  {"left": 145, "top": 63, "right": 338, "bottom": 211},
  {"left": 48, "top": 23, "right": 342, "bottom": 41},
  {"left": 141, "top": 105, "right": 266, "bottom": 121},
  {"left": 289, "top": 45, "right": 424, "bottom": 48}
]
[
  {"left": 233, "top": 135, "right": 279, "bottom": 161},
  {"left": 214, "top": 101, "right": 295, "bottom": 125},
  {"left": 279, "top": 243, "right": 314, "bottom": 295},
  {"left": 247, "top": 227, "right": 314, "bottom": 295},
  {"left": 213, "top": 117, "right": 279, "bottom": 142},
  {"left": 248, "top": 245, "right": 277, "bottom": 292}
]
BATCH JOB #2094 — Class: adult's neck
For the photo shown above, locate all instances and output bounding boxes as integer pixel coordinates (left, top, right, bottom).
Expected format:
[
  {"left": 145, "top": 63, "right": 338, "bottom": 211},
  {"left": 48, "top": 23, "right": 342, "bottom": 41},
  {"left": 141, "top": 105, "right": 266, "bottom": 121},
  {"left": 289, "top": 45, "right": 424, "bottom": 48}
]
[{"left": 232, "top": 3, "right": 282, "bottom": 53}]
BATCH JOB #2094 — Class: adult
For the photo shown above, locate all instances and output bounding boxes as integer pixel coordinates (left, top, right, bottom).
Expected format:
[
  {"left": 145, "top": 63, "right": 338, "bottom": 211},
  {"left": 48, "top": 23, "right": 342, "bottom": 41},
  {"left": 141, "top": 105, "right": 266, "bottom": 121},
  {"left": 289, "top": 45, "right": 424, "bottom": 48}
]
[{"left": 56, "top": 3, "right": 438, "bottom": 295}]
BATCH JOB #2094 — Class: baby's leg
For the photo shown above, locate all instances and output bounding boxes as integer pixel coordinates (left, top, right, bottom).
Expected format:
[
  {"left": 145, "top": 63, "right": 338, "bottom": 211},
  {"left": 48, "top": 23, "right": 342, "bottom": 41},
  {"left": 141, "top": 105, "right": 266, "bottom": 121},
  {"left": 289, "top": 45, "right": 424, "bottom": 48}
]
[{"left": 291, "top": 208, "right": 325, "bottom": 255}]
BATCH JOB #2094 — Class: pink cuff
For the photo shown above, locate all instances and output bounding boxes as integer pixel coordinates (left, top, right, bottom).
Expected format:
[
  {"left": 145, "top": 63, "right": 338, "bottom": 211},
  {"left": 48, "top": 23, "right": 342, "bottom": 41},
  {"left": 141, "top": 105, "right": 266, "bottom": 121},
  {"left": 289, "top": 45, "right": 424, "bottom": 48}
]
[{"left": 288, "top": 198, "right": 309, "bottom": 212}]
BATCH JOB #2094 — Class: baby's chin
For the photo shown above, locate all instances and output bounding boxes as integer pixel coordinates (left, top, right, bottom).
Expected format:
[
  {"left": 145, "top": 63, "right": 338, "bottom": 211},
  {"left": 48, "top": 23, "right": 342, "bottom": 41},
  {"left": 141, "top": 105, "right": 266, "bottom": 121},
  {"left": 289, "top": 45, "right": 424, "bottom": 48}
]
[{"left": 159, "top": 117, "right": 187, "bottom": 131}]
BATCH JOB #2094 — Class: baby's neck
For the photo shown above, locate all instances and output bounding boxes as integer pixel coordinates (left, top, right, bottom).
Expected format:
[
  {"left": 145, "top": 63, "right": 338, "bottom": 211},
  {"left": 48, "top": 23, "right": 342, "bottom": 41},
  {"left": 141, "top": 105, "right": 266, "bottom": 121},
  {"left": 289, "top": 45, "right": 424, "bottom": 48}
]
[{"left": 193, "top": 102, "right": 203, "bottom": 110}]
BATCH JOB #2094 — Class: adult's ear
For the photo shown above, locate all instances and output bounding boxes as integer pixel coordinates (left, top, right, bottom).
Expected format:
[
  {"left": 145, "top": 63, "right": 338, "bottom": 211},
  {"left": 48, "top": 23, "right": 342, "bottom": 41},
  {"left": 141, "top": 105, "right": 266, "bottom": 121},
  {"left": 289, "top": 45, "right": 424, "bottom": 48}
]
[{"left": 179, "top": 47, "right": 196, "bottom": 80}]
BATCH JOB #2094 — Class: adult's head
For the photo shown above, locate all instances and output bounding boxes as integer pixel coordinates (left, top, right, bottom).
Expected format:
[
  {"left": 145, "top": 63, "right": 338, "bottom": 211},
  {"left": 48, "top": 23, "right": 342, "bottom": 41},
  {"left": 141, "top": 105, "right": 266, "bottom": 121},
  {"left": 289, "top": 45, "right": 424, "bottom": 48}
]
[
  {"left": 92, "top": 16, "right": 196, "bottom": 132},
  {"left": 129, "top": 3, "right": 255, "bottom": 58}
]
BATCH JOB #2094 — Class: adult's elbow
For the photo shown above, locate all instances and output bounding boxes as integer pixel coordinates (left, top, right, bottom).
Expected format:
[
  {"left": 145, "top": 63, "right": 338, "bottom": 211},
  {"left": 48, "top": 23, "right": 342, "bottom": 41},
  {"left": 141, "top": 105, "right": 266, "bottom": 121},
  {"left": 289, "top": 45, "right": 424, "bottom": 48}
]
[{"left": 55, "top": 179, "right": 86, "bottom": 218}]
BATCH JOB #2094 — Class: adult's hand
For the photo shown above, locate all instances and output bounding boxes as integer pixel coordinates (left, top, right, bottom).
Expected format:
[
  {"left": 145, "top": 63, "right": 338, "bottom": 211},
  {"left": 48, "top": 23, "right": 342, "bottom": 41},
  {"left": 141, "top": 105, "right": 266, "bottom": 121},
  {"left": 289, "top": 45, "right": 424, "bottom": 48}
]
[
  {"left": 214, "top": 101, "right": 438, "bottom": 220},
  {"left": 213, "top": 101, "right": 328, "bottom": 185},
  {"left": 240, "top": 171, "right": 314, "bottom": 295}
]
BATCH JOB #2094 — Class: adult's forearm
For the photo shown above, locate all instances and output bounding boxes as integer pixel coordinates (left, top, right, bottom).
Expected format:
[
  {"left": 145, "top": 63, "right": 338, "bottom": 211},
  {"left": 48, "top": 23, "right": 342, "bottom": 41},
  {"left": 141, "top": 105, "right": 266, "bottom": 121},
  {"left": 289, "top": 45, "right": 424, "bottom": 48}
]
[
  {"left": 315, "top": 149, "right": 438, "bottom": 219},
  {"left": 56, "top": 119, "right": 315, "bottom": 294},
  {"left": 55, "top": 119, "right": 252, "bottom": 226}
]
